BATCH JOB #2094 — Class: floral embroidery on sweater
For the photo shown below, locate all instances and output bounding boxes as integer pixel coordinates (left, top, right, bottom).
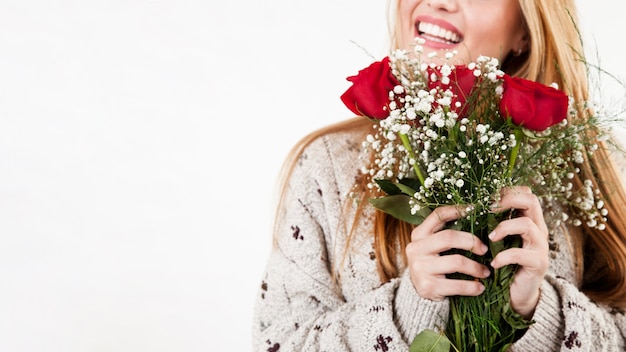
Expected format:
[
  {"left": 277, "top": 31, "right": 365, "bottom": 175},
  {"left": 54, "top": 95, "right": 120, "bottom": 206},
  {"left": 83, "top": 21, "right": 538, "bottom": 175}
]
[
  {"left": 373, "top": 335, "right": 392, "bottom": 351},
  {"left": 291, "top": 225, "right": 303, "bottom": 241},
  {"left": 260, "top": 280, "right": 268, "bottom": 299},
  {"left": 564, "top": 331, "right": 582, "bottom": 349},
  {"left": 264, "top": 339, "right": 280, "bottom": 352},
  {"left": 369, "top": 305, "right": 385, "bottom": 313}
]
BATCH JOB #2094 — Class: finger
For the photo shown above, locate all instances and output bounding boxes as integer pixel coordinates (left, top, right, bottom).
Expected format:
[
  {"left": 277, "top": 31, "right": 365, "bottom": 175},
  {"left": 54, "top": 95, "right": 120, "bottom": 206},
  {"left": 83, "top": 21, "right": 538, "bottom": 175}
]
[
  {"left": 429, "top": 254, "right": 491, "bottom": 279},
  {"left": 413, "top": 229, "right": 488, "bottom": 256},
  {"left": 495, "top": 186, "right": 532, "bottom": 201},
  {"left": 416, "top": 276, "right": 486, "bottom": 300},
  {"left": 411, "top": 205, "right": 470, "bottom": 241},
  {"left": 488, "top": 217, "right": 549, "bottom": 245},
  {"left": 493, "top": 190, "right": 536, "bottom": 214},
  {"left": 491, "top": 247, "right": 549, "bottom": 273},
  {"left": 501, "top": 185, "right": 532, "bottom": 195},
  {"left": 492, "top": 189, "right": 548, "bottom": 234}
]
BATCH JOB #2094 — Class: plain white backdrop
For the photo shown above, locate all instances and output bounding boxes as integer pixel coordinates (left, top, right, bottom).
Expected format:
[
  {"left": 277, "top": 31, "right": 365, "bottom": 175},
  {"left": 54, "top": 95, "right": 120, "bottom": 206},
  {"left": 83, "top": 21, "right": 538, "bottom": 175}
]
[{"left": 0, "top": 1, "right": 623, "bottom": 351}]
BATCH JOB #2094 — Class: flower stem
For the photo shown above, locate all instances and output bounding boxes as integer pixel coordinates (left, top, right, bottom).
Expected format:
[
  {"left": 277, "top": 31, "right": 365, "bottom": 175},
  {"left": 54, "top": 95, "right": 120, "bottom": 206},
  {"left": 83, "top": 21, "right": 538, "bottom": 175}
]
[
  {"left": 399, "top": 132, "right": 425, "bottom": 185},
  {"left": 506, "top": 128, "right": 524, "bottom": 179}
]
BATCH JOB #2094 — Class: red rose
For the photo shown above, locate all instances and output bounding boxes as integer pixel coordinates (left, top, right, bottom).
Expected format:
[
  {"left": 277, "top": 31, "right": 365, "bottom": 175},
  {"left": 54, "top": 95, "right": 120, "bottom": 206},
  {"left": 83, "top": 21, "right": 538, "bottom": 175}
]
[
  {"left": 426, "top": 65, "right": 477, "bottom": 117},
  {"left": 340, "top": 56, "right": 400, "bottom": 119},
  {"left": 500, "top": 75, "right": 569, "bottom": 131}
]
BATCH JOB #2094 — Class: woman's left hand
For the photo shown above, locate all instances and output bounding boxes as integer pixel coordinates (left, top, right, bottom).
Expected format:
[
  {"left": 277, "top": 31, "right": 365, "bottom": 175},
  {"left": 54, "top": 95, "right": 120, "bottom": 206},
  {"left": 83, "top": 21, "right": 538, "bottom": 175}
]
[{"left": 489, "top": 186, "right": 550, "bottom": 319}]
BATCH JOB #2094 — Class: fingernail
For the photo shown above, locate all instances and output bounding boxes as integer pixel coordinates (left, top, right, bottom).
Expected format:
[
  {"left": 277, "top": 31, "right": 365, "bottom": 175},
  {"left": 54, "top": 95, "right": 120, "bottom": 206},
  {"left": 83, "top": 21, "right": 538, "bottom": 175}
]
[
  {"left": 488, "top": 231, "right": 496, "bottom": 241},
  {"left": 483, "top": 268, "right": 491, "bottom": 277},
  {"left": 481, "top": 244, "right": 488, "bottom": 253}
]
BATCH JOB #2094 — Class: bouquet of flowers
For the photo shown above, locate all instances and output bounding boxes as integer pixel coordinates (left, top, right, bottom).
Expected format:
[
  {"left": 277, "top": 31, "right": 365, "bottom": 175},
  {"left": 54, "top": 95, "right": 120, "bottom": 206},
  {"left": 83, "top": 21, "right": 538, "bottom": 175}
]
[{"left": 340, "top": 43, "right": 608, "bottom": 351}]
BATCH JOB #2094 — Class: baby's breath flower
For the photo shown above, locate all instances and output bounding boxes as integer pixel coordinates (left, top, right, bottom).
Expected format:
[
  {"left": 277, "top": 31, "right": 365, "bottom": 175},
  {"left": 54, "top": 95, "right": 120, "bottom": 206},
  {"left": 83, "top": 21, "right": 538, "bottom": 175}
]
[{"left": 360, "top": 49, "right": 610, "bottom": 245}]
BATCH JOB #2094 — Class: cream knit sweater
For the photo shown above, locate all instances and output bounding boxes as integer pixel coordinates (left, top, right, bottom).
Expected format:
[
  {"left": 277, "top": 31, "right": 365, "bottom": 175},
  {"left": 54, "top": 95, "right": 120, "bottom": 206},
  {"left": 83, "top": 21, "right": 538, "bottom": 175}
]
[{"left": 252, "top": 124, "right": 626, "bottom": 351}]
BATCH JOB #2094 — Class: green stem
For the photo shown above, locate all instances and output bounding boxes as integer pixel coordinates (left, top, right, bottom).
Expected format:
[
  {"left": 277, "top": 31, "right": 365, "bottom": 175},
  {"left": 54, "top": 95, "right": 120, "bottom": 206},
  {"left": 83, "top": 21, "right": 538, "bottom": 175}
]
[
  {"left": 506, "top": 128, "right": 524, "bottom": 180},
  {"left": 399, "top": 132, "right": 425, "bottom": 185}
]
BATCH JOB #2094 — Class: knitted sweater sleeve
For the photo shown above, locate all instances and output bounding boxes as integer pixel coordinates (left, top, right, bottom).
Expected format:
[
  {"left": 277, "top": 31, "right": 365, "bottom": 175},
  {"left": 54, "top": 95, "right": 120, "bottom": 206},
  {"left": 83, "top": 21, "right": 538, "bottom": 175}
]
[
  {"left": 252, "top": 135, "right": 449, "bottom": 351},
  {"left": 510, "top": 275, "right": 626, "bottom": 351}
]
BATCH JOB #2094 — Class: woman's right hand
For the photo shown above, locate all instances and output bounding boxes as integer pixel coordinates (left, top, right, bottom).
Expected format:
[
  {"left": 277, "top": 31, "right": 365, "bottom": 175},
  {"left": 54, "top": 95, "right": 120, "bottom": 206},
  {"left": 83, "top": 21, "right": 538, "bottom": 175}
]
[{"left": 406, "top": 205, "right": 491, "bottom": 301}]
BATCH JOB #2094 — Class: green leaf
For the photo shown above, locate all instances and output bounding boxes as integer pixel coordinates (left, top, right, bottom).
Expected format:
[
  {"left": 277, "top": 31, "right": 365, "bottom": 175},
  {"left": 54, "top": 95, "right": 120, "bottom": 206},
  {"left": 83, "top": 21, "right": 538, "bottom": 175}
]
[
  {"left": 399, "top": 177, "right": 422, "bottom": 192},
  {"left": 409, "top": 330, "right": 451, "bottom": 352},
  {"left": 487, "top": 213, "right": 499, "bottom": 232},
  {"left": 374, "top": 179, "right": 403, "bottom": 195},
  {"left": 502, "top": 302, "right": 534, "bottom": 330},
  {"left": 369, "top": 195, "right": 431, "bottom": 225},
  {"left": 489, "top": 238, "right": 505, "bottom": 257},
  {"left": 374, "top": 178, "right": 421, "bottom": 196},
  {"left": 396, "top": 182, "right": 418, "bottom": 196}
]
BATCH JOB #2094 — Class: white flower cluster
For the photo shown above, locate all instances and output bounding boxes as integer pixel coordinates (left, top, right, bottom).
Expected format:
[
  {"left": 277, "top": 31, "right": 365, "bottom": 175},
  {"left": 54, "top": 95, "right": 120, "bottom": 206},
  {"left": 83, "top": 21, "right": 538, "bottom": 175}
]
[
  {"left": 361, "top": 45, "right": 608, "bottom": 230},
  {"left": 518, "top": 115, "right": 608, "bottom": 230}
]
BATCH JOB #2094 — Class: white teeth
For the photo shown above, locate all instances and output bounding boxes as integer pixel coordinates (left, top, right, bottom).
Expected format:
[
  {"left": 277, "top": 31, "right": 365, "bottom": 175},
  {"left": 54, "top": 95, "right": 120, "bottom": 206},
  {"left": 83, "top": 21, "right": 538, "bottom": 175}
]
[{"left": 418, "top": 22, "right": 460, "bottom": 43}]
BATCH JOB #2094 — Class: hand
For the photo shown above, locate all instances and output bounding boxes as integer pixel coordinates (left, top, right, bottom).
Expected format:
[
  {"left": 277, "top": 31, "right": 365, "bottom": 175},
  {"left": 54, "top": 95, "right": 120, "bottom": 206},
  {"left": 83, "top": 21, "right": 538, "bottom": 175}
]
[
  {"left": 406, "top": 205, "right": 490, "bottom": 301},
  {"left": 489, "top": 186, "right": 550, "bottom": 319}
]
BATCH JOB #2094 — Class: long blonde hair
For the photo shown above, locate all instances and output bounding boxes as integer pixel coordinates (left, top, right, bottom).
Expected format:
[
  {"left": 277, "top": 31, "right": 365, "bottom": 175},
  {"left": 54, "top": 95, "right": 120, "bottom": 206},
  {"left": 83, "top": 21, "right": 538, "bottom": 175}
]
[
  {"left": 275, "top": 0, "right": 626, "bottom": 307},
  {"left": 514, "top": 0, "right": 626, "bottom": 308}
]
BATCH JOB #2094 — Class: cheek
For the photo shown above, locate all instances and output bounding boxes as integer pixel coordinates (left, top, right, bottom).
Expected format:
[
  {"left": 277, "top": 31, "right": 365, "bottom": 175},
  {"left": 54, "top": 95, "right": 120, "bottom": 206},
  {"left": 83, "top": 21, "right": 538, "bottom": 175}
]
[
  {"left": 468, "top": 17, "right": 518, "bottom": 59},
  {"left": 397, "top": 0, "right": 419, "bottom": 48},
  {"left": 398, "top": 0, "right": 420, "bottom": 15},
  {"left": 476, "top": 6, "right": 525, "bottom": 55}
]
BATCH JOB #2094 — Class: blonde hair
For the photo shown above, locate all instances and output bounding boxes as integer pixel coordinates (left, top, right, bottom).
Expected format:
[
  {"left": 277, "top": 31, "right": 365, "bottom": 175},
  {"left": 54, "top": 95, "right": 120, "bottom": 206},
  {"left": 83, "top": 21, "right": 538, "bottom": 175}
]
[
  {"left": 516, "top": 0, "right": 626, "bottom": 306},
  {"left": 275, "top": 0, "right": 626, "bottom": 307}
]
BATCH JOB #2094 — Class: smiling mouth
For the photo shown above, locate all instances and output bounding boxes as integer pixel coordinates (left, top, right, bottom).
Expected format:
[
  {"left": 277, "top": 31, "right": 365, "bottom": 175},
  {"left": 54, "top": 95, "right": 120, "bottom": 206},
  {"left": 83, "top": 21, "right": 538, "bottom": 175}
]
[{"left": 417, "top": 21, "right": 462, "bottom": 44}]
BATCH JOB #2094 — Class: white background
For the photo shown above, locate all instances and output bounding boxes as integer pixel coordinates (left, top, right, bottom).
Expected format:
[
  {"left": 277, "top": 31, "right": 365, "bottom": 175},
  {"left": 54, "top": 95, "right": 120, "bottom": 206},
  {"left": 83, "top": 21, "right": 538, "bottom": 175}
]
[{"left": 0, "top": 1, "right": 623, "bottom": 351}]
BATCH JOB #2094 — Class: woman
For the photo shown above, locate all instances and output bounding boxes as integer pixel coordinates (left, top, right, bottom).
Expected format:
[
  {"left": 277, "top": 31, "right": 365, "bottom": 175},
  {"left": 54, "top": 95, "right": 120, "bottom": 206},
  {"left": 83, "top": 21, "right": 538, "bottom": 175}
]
[{"left": 253, "top": 0, "right": 626, "bottom": 350}]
